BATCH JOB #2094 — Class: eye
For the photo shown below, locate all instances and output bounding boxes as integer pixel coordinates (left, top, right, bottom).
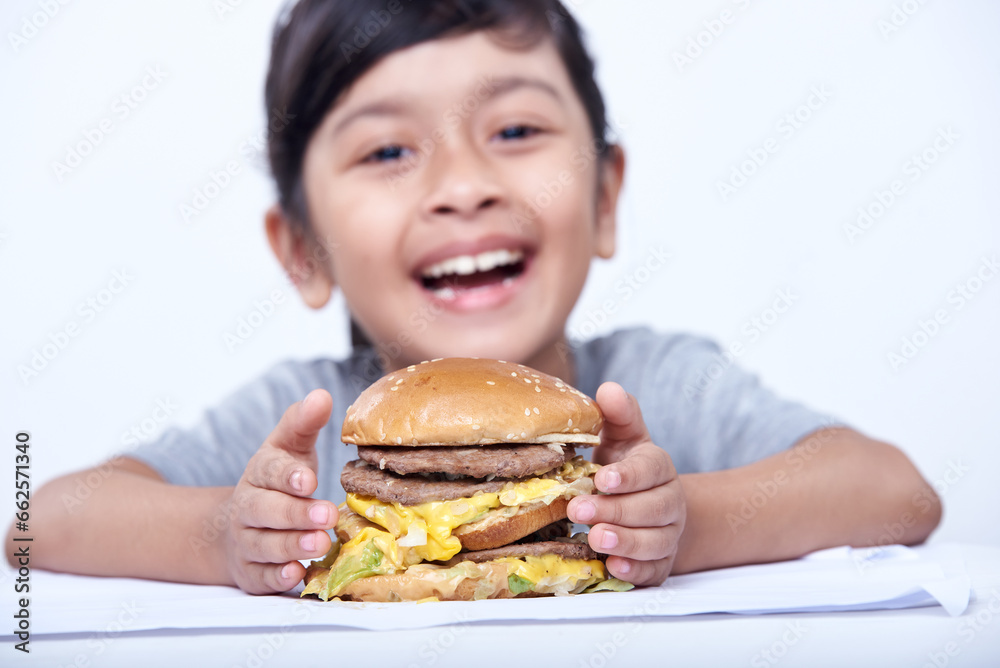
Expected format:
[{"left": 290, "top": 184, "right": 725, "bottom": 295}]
[
  {"left": 363, "top": 144, "right": 410, "bottom": 163},
  {"left": 495, "top": 125, "right": 540, "bottom": 141}
]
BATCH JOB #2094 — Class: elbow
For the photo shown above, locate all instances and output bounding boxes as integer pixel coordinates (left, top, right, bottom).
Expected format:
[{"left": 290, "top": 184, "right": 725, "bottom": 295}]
[
  {"left": 905, "top": 477, "right": 942, "bottom": 545},
  {"left": 879, "top": 441, "right": 943, "bottom": 546}
]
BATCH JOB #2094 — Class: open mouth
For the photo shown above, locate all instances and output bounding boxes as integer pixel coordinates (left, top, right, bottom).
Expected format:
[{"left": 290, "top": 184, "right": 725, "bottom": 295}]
[{"left": 418, "top": 248, "right": 527, "bottom": 300}]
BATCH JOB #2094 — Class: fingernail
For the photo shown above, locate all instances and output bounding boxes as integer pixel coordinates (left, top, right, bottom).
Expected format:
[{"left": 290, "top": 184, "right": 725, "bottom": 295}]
[
  {"left": 309, "top": 503, "right": 330, "bottom": 525},
  {"left": 290, "top": 470, "right": 303, "bottom": 493},
  {"left": 616, "top": 558, "right": 631, "bottom": 575},
  {"left": 600, "top": 530, "right": 618, "bottom": 550},
  {"left": 573, "top": 500, "right": 596, "bottom": 523},
  {"left": 301, "top": 391, "right": 314, "bottom": 407},
  {"left": 602, "top": 470, "right": 621, "bottom": 491},
  {"left": 280, "top": 563, "right": 292, "bottom": 580},
  {"left": 301, "top": 532, "right": 317, "bottom": 552}
]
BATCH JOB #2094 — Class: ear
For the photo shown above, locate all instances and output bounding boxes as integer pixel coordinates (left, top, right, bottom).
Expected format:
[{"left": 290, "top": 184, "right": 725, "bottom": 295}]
[
  {"left": 265, "top": 204, "right": 335, "bottom": 309},
  {"left": 594, "top": 144, "right": 625, "bottom": 260}
]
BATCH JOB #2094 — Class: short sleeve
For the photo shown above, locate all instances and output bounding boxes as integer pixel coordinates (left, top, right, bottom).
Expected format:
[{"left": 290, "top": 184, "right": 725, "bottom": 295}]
[{"left": 125, "top": 356, "right": 369, "bottom": 500}]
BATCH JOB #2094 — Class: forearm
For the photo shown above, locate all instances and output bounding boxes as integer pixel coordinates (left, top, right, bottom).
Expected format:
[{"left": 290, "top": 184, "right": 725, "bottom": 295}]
[
  {"left": 4, "top": 457, "right": 236, "bottom": 586},
  {"left": 672, "top": 427, "right": 942, "bottom": 574}
]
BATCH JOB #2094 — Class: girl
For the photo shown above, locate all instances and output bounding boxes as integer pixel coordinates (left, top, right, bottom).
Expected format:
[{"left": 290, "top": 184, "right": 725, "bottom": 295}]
[{"left": 11, "top": 0, "right": 939, "bottom": 594}]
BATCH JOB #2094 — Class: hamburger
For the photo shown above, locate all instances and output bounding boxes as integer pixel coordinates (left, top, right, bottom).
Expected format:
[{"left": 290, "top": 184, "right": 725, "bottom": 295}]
[{"left": 302, "top": 357, "right": 632, "bottom": 602}]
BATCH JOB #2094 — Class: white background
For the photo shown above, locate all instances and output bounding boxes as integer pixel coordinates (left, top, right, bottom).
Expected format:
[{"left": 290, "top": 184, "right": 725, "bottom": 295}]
[{"left": 2, "top": 0, "right": 998, "bottom": 548}]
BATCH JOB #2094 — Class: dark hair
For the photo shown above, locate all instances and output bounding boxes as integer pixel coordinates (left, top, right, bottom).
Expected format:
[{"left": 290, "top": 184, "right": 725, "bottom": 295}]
[{"left": 265, "top": 0, "right": 610, "bottom": 227}]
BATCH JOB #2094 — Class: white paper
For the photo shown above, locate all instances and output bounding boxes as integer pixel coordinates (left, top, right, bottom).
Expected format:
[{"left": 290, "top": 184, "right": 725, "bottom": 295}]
[{"left": 9, "top": 544, "right": 970, "bottom": 635}]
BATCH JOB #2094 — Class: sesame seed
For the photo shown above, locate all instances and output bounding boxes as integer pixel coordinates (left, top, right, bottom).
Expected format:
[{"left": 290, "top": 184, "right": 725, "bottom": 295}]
[
  {"left": 507, "top": 433, "right": 515, "bottom": 439},
  {"left": 520, "top": 431, "right": 527, "bottom": 438},
  {"left": 534, "top": 379, "right": 540, "bottom": 383},
  {"left": 486, "top": 380, "right": 496, "bottom": 385},
  {"left": 388, "top": 376, "right": 395, "bottom": 381},
  {"left": 395, "top": 379, "right": 404, "bottom": 385},
  {"left": 431, "top": 358, "right": 443, "bottom": 362},
  {"left": 390, "top": 386, "right": 398, "bottom": 391},
  {"left": 560, "top": 388, "right": 566, "bottom": 392},
  {"left": 531, "top": 374, "right": 539, "bottom": 378},
  {"left": 524, "top": 408, "right": 530, "bottom": 416},
  {"left": 396, "top": 437, "right": 403, "bottom": 444},
  {"left": 572, "top": 428, "right": 580, "bottom": 433},
  {"left": 568, "top": 418, "right": 573, "bottom": 427},
  {"left": 511, "top": 372, "right": 518, "bottom": 377},
  {"left": 498, "top": 360, "right": 507, "bottom": 364},
  {"left": 472, "top": 425, "right": 481, "bottom": 430},
  {"left": 534, "top": 386, "right": 541, "bottom": 393},
  {"left": 380, "top": 433, "right": 386, "bottom": 440},
  {"left": 555, "top": 382, "right": 563, "bottom": 388},
  {"left": 524, "top": 378, "right": 531, "bottom": 383},
  {"left": 533, "top": 407, "right": 539, "bottom": 415}
]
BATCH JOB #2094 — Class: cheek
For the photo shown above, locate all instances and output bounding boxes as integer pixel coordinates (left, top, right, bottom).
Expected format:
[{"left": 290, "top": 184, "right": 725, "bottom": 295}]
[{"left": 316, "top": 186, "right": 406, "bottom": 280}]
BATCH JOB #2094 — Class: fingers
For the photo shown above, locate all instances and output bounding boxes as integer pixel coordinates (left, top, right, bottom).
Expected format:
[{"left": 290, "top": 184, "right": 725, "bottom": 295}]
[
  {"left": 241, "top": 560, "right": 308, "bottom": 596},
  {"left": 592, "top": 442, "right": 677, "bottom": 494},
  {"left": 604, "top": 554, "right": 674, "bottom": 587},
  {"left": 240, "top": 527, "right": 333, "bottom": 564},
  {"left": 236, "top": 488, "right": 338, "bottom": 531},
  {"left": 266, "top": 389, "right": 333, "bottom": 458},
  {"left": 245, "top": 448, "right": 321, "bottom": 497},
  {"left": 593, "top": 382, "right": 650, "bottom": 460},
  {"left": 245, "top": 390, "right": 332, "bottom": 497},
  {"left": 588, "top": 522, "right": 681, "bottom": 566},
  {"left": 568, "top": 483, "right": 683, "bottom": 533}
]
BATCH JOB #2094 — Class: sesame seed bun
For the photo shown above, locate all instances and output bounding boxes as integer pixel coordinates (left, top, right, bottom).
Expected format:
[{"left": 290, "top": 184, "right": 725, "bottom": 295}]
[{"left": 341, "top": 358, "right": 602, "bottom": 447}]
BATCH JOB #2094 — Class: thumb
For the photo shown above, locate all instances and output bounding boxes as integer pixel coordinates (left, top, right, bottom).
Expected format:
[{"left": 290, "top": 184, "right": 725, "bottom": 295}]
[
  {"left": 268, "top": 389, "right": 332, "bottom": 456},
  {"left": 593, "top": 382, "right": 649, "bottom": 464}
]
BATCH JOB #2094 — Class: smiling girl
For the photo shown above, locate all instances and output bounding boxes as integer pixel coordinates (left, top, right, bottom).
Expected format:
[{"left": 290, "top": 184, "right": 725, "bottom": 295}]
[{"left": 11, "top": 0, "right": 940, "bottom": 594}]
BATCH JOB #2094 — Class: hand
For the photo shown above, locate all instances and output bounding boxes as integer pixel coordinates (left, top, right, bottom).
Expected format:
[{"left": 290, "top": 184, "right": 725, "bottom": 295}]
[
  {"left": 567, "top": 382, "right": 686, "bottom": 586},
  {"left": 224, "top": 389, "right": 339, "bottom": 594}
]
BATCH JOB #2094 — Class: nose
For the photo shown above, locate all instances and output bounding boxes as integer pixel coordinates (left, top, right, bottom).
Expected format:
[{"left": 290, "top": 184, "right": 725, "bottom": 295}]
[{"left": 420, "top": 140, "right": 504, "bottom": 221}]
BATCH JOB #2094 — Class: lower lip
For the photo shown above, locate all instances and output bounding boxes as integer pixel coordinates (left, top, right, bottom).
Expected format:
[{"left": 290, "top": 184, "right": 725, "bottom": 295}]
[{"left": 420, "top": 259, "right": 532, "bottom": 312}]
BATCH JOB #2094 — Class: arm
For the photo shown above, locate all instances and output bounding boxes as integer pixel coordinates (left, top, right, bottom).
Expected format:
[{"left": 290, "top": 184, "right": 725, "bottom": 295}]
[
  {"left": 5, "top": 390, "right": 340, "bottom": 593},
  {"left": 673, "top": 426, "right": 941, "bottom": 574},
  {"left": 4, "top": 458, "right": 235, "bottom": 584},
  {"left": 567, "top": 383, "right": 941, "bottom": 584}
]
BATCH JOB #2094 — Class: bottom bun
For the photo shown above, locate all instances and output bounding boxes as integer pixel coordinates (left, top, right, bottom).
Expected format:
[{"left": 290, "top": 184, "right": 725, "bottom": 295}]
[{"left": 334, "top": 562, "right": 519, "bottom": 602}]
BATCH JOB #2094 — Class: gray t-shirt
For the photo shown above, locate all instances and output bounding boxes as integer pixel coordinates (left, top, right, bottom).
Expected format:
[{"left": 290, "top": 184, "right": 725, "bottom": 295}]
[{"left": 128, "top": 327, "right": 835, "bottom": 503}]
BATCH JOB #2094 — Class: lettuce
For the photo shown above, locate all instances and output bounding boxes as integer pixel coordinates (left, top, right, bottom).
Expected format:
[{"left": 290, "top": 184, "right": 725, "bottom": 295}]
[
  {"left": 507, "top": 573, "right": 535, "bottom": 595},
  {"left": 582, "top": 578, "right": 634, "bottom": 594}
]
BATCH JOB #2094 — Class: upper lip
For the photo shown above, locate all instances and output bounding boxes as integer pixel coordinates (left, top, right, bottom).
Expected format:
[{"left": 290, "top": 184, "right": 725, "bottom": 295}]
[{"left": 411, "top": 235, "right": 535, "bottom": 281}]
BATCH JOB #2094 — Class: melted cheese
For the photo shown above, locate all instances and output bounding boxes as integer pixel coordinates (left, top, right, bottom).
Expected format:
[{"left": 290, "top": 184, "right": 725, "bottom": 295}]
[
  {"left": 497, "top": 554, "right": 607, "bottom": 595},
  {"left": 346, "top": 458, "right": 599, "bottom": 562}
]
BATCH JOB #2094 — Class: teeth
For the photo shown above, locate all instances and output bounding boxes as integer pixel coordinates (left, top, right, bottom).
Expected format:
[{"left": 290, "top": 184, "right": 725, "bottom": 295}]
[
  {"left": 433, "top": 286, "right": 456, "bottom": 301},
  {"left": 422, "top": 248, "right": 524, "bottom": 279}
]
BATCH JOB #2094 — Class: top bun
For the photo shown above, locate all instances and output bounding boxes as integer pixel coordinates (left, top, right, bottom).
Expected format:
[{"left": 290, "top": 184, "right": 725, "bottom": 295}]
[{"left": 342, "top": 358, "right": 602, "bottom": 447}]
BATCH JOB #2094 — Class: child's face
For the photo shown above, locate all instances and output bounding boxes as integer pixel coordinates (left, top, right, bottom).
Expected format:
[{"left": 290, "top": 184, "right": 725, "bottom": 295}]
[{"left": 272, "top": 31, "right": 623, "bottom": 371}]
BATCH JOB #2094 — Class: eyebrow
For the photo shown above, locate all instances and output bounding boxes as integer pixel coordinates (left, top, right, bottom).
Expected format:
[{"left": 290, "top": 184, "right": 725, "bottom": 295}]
[{"left": 329, "top": 76, "right": 564, "bottom": 137}]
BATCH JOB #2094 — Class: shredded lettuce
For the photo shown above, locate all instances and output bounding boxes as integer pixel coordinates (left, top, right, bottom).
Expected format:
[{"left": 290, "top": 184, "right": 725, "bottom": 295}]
[
  {"left": 323, "top": 538, "right": 387, "bottom": 600},
  {"left": 582, "top": 578, "right": 634, "bottom": 594},
  {"left": 507, "top": 573, "right": 535, "bottom": 595}
]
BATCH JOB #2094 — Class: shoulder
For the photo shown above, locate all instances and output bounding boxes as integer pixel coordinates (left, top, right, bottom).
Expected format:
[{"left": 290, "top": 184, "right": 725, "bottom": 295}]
[{"left": 572, "top": 326, "right": 722, "bottom": 396}]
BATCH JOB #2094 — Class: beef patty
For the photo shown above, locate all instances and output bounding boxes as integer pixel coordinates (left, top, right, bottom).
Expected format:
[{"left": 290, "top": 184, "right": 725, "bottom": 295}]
[
  {"left": 355, "top": 443, "right": 575, "bottom": 479},
  {"left": 454, "top": 540, "right": 600, "bottom": 563},
  {"left": 341, "top": 460, "right": 524, "bottom": 506}
]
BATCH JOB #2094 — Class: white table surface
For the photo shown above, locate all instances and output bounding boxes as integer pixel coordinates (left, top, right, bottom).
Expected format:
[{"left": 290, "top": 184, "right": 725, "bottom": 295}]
[{"left": 8, "top": 544, "right": 1000, "bottom": 668}]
